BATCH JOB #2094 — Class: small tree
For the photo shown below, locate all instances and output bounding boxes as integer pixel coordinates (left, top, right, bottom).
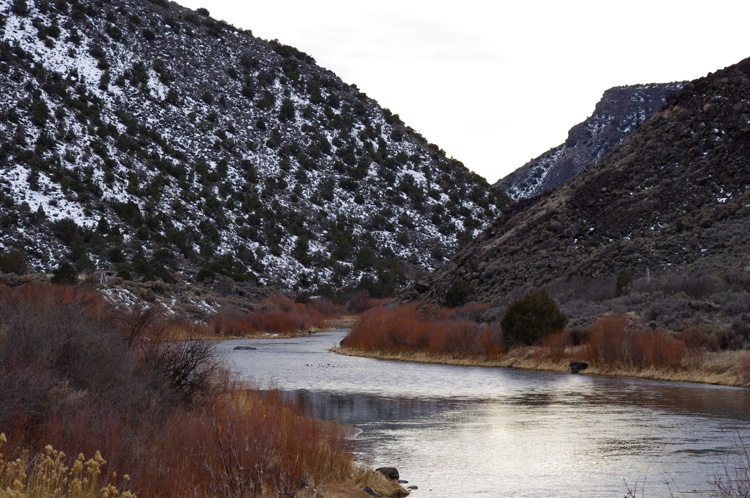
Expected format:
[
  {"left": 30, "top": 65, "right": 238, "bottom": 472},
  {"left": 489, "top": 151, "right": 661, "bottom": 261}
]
[
  {"left": 501, "top": 288, "right": 567, "bottom": 345},
  {"left": 51, "top": 262, "right": 78, "bottom": 284},
  {"left": 0, "top": 250, "right": 27, "bottom": 275},
  {"left": 444, "top": 279, "right": 474, "bottom": 308},
  {"left": 615, "top": 271, "right": 632, "bottom": 297},
  {"left": 11, "top": 0, "right": 29, "bottom": 15}
]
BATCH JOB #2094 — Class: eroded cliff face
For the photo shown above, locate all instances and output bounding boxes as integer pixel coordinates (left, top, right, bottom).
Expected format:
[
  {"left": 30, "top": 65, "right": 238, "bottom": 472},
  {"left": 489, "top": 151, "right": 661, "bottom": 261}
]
[
  {"left": 411, "top": 59, "right": 750, "bottom": 304},
  {"left": 496, "top": 83, "right": 685, "bottom": 200}
]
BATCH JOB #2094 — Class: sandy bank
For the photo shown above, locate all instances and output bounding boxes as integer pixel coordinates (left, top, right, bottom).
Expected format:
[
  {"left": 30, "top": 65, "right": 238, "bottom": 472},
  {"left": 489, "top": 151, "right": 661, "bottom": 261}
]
[{"left": 332, "top": 346, "right": 750, "bottom": 388}]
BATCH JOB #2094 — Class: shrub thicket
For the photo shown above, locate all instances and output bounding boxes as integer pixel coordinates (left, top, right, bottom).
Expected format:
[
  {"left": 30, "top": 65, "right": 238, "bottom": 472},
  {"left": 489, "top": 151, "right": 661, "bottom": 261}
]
[
  {"left": 0, "top": 284, "right": 355, "bottom": 497},
  {"left": 444, "top": 278, "right": 474, "bottom": 308},
  {"left": 342, "top": 303, "right": 503, "bottom": 358}
]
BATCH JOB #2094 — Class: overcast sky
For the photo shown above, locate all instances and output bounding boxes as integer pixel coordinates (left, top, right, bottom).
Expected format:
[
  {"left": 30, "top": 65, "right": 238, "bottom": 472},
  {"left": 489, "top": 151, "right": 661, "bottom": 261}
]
[{"left": 175, "top": 0, "right": 750, "bottom": 184}]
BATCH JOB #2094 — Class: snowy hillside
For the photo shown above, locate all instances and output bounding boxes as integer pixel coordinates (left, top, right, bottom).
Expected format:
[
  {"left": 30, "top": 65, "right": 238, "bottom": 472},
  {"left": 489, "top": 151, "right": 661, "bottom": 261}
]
[{"left": 0, "top": 0, "right": 507, "bottom": 294}]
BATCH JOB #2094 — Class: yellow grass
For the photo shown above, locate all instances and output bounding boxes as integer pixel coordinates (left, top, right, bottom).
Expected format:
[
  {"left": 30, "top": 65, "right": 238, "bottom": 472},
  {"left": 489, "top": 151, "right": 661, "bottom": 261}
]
[
  {"left": 324, "top": 466, "right": 409, "bottom": 498},
  {"left": 333, "top": 347, "right": 750, "bottom": 387},
  {"left": 0, "top": 434, "right": 134, "bottom": 498}
]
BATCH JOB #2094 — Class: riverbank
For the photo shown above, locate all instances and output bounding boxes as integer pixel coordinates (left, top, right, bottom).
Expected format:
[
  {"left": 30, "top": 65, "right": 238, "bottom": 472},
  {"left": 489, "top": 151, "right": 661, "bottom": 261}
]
[{"left": 332, "top": 346, "right": 750, "bottom": 387}]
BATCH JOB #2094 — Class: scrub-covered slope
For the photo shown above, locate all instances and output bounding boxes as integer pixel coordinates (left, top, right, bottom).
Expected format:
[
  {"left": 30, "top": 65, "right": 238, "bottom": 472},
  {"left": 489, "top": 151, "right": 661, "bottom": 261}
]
[{"left": 0, "top": 0, "right": 507, "bottom": 292}]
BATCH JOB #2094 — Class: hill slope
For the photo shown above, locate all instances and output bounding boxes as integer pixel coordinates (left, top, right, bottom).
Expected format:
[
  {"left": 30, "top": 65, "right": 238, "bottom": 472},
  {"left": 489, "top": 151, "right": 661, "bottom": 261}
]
[
  {"left": 0, "top": 0, "right": 507, "bottom": 293},
  {"left": 496, "top": 83, "right": 685, "bottom": 200},
  {"left": 410, "top": 58, "right": 750, "bottom": 304}
]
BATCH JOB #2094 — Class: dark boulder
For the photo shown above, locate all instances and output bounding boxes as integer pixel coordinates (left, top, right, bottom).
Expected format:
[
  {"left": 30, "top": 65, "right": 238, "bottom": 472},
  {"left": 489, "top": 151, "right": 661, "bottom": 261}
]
[
  {"left": 376, "top": 467, "right": 400, "bottom": 480},
  {"left": 233, "top": 346, "right": 257, "bottom": 351},
  {"left": 569, "top": 361, "right": 589, "bottom": 374}
]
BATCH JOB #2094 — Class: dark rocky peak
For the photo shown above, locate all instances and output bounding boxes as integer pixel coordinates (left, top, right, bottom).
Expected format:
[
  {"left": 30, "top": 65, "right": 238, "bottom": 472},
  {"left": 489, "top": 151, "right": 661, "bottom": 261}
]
[{"left": 496, "top": 82, "right": 686, "bottom": 200}]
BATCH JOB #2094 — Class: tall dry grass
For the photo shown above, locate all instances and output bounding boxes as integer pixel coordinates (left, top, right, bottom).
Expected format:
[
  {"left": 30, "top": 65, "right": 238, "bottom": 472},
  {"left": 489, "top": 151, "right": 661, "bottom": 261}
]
[
  {"left": 0, "top": 433, "right": 134, "bottom": 498},
  {"left": 342, "top": 303, "right": 503, "bottom": 358}
]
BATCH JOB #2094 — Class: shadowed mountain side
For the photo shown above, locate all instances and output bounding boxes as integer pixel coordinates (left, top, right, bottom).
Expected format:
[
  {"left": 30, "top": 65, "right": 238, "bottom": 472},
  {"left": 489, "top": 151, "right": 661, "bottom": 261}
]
[{"left": 407, "top": 58, "right": 750, "bottom": 304}]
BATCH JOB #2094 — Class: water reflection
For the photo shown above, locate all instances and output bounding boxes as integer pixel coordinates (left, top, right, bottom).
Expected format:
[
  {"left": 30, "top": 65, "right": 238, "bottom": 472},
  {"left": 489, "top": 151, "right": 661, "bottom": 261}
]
[{"left": 221, "top": 332, "right": 750, "bottom": 497}]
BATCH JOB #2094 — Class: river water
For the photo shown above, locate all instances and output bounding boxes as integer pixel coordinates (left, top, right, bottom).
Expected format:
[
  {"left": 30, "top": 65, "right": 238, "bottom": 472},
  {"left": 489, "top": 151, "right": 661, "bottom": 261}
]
[{"left": 217, "top": 331, "right": 750, "bottom": 497}]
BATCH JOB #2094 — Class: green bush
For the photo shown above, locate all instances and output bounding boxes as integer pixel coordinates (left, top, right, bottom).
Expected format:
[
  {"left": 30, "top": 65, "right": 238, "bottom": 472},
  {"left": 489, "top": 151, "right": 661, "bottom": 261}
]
[
  {"left": 501, "top": 288, "right": 567, "bottom": 345},
  {"left": 444, "top": 279, "right": 474, "bottom": 308},
  {"left": 51, "top": 262, "right": 78, "bottom": 284},
  {"left": 615, "top": 271, "right": 632, "bottom": 297}
]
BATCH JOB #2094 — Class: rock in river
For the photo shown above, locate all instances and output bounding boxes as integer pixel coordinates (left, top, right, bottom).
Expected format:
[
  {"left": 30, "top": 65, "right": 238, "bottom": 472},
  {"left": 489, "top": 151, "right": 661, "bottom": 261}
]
[
  {"left": 376, "top": 467, "right": 400, "bottom": 480},
  {"left": 569, "top": 361, "right": 589, "bottom": 374}
]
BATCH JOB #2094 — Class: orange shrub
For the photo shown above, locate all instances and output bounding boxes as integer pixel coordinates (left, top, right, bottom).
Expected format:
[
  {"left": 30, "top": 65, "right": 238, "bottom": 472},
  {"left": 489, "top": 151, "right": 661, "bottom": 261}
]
[
  {"left": 537, "top": 330, "right": 570, "bottom": 362},
  {"left": 134, "top": 390, "right": 353, "bottom": 498},
  {"left": 211, "top": 296, "right": 334, "bottom": 336},
  {"left": 343, "top": 303, "right": 502, "bottom": 358},
  {"left": 584, "top": 313, "right": 688, "bottom": 370},
  {"left": 585, "top": 313, "right": 630, "bottom": 366}
]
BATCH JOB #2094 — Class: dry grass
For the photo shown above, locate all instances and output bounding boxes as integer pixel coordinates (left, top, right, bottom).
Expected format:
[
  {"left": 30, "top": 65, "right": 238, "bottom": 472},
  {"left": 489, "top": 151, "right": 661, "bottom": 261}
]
[{"left": 334, "top": 346, "right": 750, "bottom": 388}]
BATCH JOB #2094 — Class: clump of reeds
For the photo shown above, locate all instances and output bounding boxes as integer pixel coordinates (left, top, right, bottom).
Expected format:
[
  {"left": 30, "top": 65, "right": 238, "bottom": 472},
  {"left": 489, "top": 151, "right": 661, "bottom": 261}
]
[{"left": 0, "top": 433, "right": 134, "bottom": 498}]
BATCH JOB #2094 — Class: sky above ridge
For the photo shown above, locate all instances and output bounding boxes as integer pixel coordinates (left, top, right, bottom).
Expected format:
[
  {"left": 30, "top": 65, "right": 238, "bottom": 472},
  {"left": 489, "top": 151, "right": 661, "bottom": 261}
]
[{"left": 176, "top": 0, "right": 750, "bottom": 184}]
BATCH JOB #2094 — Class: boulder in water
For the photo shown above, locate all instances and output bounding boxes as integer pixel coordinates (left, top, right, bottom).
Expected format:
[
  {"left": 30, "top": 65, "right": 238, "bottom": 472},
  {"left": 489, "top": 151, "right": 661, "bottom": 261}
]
[
  {"left": 569, "top": 361, "right": 589, "bottom": 374},
  {"left": 376, "top": 467, "right": 400, "bottom": 480}
]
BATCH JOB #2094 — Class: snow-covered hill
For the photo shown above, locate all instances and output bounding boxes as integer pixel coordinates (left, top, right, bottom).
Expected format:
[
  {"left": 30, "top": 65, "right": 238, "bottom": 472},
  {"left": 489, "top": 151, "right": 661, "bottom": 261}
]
[{"left": 0, "top": 0, "right": 507, "bottom": 294}]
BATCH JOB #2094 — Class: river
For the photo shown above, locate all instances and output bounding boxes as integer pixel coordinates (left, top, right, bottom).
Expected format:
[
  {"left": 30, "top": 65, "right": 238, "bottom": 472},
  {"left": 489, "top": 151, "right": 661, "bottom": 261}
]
[{"left": 217, "top": 330, "right": 750, "bottom": 497}]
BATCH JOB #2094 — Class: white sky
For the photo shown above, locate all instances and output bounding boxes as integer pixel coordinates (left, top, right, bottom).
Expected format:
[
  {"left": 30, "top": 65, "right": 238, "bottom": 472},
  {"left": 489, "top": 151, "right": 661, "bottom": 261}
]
[{"left": 175, "top": 0, "right": 750, "bottom": 184}]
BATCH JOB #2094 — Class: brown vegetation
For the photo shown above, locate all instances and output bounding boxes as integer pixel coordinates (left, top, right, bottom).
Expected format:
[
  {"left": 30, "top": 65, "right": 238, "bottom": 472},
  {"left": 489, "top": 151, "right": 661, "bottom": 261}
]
[
  {"left": 0, "top": 283, "right": 402, "bottom": 498},
  {"left": 338, "top": 303, "right": 750, "bottom": 387},
  {"left": 341, "top": 303, "right": 502, "bottom": 358},
  {"left": 209, "top": 292, "right": 337, "bottom": 337}
]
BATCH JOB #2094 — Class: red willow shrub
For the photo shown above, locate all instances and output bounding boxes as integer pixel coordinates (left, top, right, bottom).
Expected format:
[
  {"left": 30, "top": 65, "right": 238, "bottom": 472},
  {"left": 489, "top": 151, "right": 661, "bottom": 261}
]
[
  {"left": 342, "top": 303, "right": 503, "bottom": 358},
  {"left": 134, "top": 390, "right": 353, "bottom": 498},
  {"left": 211, "top": 292, "right": 335, "bottom": 336},
  {"left": 584, "top": 313, "right": 689, "bottom": 370},
  {"left": 537, "top": 330, "right": 570, "bottom": 362}
]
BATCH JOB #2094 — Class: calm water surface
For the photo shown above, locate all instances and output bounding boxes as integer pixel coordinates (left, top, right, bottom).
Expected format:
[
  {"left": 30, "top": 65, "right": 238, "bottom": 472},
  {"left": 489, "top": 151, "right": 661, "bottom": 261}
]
[{"left": 217, "top": 331, "right": 750, "bottom": 497}]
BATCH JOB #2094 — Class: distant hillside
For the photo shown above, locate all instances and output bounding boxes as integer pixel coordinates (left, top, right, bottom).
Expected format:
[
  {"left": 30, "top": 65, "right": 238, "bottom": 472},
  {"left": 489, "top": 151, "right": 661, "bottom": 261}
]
[
  {"left": 496, "top": 83, "right": 685, "bottom": 200},
  {"left": 0, "top": 0, "right": 507, "bottom": 295},
  {"left": 408, "top": 58, "right": 750, "bottom": 304}
]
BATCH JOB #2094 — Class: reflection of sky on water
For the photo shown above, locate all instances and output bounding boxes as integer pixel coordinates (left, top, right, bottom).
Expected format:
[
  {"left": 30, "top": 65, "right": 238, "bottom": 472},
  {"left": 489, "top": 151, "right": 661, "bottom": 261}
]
[{"left": 220, "top": 332, "right": 750, "bottom": 497}]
